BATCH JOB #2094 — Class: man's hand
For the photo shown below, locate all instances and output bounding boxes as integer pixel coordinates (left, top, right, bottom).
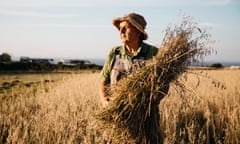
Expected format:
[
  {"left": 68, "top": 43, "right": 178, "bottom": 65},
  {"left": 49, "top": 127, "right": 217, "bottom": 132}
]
[
  {"left": 102, "top": 96, "right": 110, "bottom": 107},
  {"left": 99, "top": 81, "right": 110, "bottom": 107}
]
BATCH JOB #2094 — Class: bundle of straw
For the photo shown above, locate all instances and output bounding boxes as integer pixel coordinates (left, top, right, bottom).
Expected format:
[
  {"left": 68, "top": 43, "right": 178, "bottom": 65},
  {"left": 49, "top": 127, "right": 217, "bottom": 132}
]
[{"left": 97, "top": 17, "right": 212, "bottom": 144}]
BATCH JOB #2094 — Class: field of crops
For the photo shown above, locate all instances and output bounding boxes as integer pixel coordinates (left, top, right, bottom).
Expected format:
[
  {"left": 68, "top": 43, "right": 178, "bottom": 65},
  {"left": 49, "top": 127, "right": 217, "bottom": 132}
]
[{"left": 0, "top": 69, "right": 239, "bottom": 143}]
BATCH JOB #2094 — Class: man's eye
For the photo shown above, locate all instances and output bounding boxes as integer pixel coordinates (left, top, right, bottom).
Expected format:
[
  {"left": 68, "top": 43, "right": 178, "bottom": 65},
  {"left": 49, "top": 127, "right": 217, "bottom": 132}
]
[{"left": 120, "top": 27, "right": 126, "bottom": 32}]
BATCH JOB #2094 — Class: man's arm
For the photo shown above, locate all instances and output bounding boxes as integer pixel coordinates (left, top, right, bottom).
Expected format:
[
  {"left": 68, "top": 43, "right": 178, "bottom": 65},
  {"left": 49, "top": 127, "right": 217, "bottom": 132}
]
[
  {"left": 99, "top": 47, "right": 118, "bottom": 107},
  {"left": 99, "top": 80, "right": 110, "bottom": 107}
]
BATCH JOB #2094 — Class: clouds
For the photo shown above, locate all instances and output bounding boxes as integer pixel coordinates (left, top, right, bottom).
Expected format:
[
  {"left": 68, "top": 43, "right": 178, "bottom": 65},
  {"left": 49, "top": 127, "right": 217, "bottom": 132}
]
[
  {"left": 0, "top": 0, "right": 117, "bottom": 8},
  {"left": 0, "top": 0, "right": 239, "bottom": 61},
  {"left": 0, "top": 0, "right": 233, "bottom": 9},
  {"left": 0, "top": 9, "right": 77, "bottom": 18},
  {"left": 30, "top": 23, "right": 110, "bottom": 29},
  {"left": 160, "top": 0, "right": 233, "bottom": 6},
  {"left": 0, "top": 0, "right": 234, "bottom": 20}
]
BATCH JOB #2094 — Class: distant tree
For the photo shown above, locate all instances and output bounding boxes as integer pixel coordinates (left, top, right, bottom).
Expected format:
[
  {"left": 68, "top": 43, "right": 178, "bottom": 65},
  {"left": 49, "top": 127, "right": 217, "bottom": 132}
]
[
  {"left": 210, "top": 63, "right": 223, "bottom": 68},
  {"left": 0, "top": 53, "right": 11, "bottom": 62}
]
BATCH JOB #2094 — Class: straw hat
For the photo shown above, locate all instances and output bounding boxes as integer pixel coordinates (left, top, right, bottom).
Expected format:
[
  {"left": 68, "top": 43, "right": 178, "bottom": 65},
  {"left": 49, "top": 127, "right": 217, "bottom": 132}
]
[{"left": 112, "top": 13, "right": 148, "bottom": 40}]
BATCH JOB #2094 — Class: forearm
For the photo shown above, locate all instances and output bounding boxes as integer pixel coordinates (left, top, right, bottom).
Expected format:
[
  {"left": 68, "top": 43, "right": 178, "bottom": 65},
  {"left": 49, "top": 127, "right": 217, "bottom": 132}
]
[{"left": 99, "top": 81, "right": 110, "bottom": 107}]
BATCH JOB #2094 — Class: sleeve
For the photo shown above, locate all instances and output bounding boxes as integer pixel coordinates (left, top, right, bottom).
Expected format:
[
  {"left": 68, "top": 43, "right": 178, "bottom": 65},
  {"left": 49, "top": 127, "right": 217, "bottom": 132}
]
[
  {"left": 142, "top": 42, "right": 159, "bottom": 59},
  {"left": 146, "top": 44, "right": 159, "bottom": 59},
  {"left": 151, "top": 46, "right": 159, "bottom": 56},
  {"left": 99, "top": 47, "right": 117, "bottom": 84}
]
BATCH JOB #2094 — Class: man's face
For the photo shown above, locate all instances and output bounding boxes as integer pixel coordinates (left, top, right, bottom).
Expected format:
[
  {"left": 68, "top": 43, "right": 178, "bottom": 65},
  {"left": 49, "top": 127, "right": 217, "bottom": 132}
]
[{"left": 119, "top": 21, "right": 141, "bottom": 44}]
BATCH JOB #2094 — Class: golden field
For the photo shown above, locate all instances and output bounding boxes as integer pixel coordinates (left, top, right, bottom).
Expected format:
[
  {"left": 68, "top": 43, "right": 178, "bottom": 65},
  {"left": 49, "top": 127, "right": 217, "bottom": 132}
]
[{"left": 0, "top": 69, "right": 239, "bottom": 144}]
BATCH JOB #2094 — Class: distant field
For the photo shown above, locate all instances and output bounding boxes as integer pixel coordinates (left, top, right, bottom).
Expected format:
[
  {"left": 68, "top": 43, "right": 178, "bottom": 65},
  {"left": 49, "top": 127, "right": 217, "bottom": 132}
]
[
  {"left": 0, "top": 69, "right": 239, "bottom": 143},
  {"left": 0, "top": 72, "right": 71, "bottom": 95}
]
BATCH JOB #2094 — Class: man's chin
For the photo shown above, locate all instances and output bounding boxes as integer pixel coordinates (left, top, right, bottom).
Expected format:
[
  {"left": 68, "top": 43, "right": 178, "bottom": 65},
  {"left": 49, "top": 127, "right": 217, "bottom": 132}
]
[{"left": 121, "top": 39, "right": 129, "bottom": 44}]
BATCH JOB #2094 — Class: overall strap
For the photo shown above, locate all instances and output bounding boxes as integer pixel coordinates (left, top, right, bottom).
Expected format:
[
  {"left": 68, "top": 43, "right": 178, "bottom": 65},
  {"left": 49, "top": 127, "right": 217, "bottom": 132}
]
[
  {"left": 114, "top": 46, "right": 121, "bottom": 56},
  {"left": 109, "top": 46, "right": 121, "bottom": 71}
]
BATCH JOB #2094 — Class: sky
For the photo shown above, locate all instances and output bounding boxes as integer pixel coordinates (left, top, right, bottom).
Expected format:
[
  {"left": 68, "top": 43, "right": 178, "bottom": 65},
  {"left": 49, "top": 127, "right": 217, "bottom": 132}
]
[{"left": 0, "top": 0, "right": 239, "bottom": 63}]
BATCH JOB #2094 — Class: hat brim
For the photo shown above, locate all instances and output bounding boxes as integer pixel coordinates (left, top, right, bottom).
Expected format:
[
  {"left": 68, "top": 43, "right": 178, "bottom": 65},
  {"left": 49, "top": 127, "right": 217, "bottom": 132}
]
[{"left": 112, "top": 17, "right": 148, "bottom": 40}]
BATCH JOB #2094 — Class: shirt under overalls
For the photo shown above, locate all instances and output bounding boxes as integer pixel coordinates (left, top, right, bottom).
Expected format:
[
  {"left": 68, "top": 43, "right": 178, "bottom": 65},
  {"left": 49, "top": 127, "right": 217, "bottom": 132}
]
[{"left": 100, "top": 42, "right": 159, "bottom": 85}]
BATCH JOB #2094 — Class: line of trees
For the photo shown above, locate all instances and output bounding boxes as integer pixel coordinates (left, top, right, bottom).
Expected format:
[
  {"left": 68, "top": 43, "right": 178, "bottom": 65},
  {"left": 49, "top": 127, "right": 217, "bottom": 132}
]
[
  {"left": 0, "top": 53, "right": 102, "bottom": 71},
  {"left": 0, "top": 53, "right": 11, "bottom": 62}
]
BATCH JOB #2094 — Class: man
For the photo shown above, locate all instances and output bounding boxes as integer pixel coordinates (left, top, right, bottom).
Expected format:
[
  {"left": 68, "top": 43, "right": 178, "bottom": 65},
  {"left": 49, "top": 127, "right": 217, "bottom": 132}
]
[{"left": 99, "top": 13, "right": 159, "bottom": 107}]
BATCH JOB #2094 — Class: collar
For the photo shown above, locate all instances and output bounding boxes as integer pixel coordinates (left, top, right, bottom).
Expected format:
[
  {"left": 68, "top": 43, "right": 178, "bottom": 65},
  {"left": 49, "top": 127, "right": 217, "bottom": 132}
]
[{"left": 122, "top": 42, "right": 144, "bottom": 57}]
